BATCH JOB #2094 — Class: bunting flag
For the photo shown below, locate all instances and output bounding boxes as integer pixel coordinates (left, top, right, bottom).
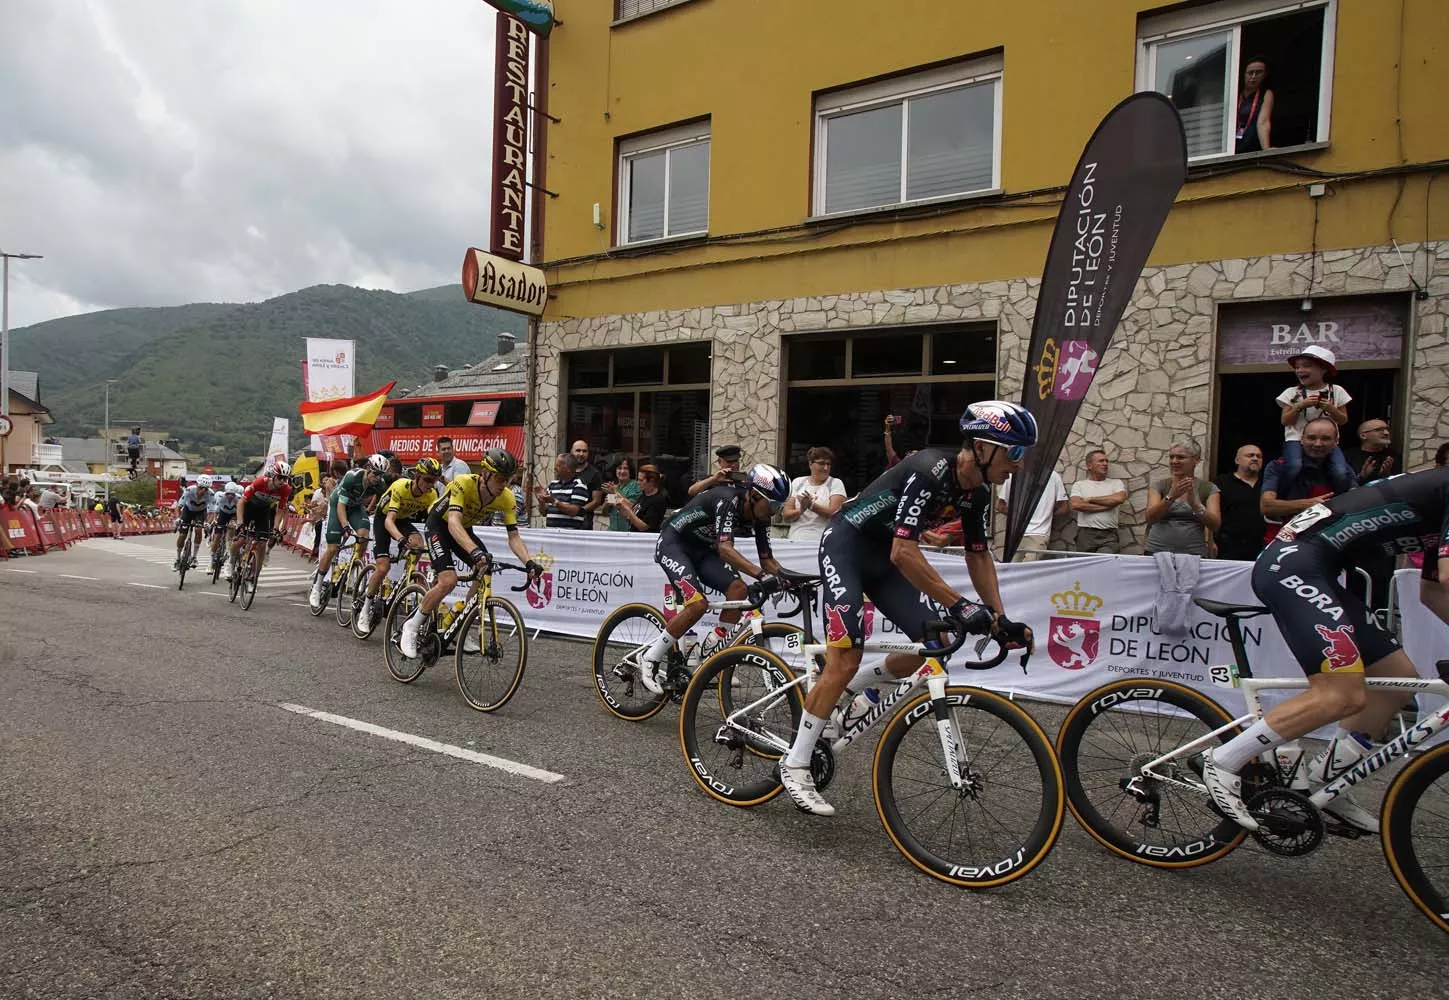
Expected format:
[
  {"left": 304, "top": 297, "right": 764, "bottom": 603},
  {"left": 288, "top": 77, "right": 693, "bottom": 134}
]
[
  {"left": 299, "top": 382, "right": 396, "bottom": 437},
  {"left": 1003, "top": 92, "right": 1187, "bottom": 561}
]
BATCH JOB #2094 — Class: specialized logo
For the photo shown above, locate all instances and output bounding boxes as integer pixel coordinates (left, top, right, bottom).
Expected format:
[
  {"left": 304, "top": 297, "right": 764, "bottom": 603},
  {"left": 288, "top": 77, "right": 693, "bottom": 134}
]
[
  {"left": 525, "top": 547, "right": 555, "bottom": 610},
  {"left": 1048, "top": 580, "right": 1104, "bottom": 670},
  {"left": 824, "top": 604, "right": 857, "bottom": 649},
  {"left": 1315, "top": 623, "right": 1363, "bottom": 673}
]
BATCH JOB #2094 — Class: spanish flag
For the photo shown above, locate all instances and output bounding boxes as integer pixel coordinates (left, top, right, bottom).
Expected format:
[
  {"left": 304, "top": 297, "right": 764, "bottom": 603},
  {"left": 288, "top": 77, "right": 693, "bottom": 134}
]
[{"left": 300, "top": 382, "right": 395, "bottom": 437}]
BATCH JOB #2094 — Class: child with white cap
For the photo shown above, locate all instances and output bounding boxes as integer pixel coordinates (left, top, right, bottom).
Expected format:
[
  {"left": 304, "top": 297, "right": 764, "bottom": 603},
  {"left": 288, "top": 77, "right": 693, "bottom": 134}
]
[{"left": 1275, "top": 344, "right": 1357, "bottom": 491}]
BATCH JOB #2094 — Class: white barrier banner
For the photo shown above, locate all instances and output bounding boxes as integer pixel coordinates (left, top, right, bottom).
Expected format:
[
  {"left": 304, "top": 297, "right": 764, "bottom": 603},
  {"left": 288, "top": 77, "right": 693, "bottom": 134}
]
[{"left": 466, "top": 528, "right": 1353, "bottom": 711}]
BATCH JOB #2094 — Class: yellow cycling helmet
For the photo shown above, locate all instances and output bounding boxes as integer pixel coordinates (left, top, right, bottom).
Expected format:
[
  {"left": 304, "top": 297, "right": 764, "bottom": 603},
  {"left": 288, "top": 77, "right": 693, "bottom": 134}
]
[
  {"left": 414, "top": 457, "right": 443, "bottom": 478},
  {"left": 478, "top": 447, "right": 518, "bottom": 478}
]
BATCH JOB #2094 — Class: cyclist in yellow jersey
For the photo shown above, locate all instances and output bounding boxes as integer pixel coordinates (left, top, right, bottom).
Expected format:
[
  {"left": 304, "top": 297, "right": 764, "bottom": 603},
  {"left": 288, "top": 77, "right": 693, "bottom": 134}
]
[
  {"left": 357, "top": 457, "right": 442, "bottom": 633},
  {"left": 399, "top": 449, "right": 541, "bottom": 659}
]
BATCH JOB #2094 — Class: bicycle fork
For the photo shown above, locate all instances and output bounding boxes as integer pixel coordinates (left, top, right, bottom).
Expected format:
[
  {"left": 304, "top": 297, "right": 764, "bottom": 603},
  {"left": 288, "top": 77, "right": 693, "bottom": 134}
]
[{"left": 923, "top": 671, "right": 980, "bottom": 796}]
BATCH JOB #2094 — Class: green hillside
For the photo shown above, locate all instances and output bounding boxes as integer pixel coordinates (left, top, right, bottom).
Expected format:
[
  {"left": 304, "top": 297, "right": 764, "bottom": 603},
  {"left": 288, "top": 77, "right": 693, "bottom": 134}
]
[{"left": 12, "top": 284, "right": 526, "bottom": 471}]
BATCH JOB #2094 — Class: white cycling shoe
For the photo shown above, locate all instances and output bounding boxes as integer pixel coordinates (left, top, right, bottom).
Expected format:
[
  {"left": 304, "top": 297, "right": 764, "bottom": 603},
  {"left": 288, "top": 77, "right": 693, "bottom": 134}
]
[
  {"left": 1201, "top": 753, "right": 1259, "bottom": 832},
  {"left": 779, "top": 763, "right": 835, "bottom": 817},
  {"left": 398, "top": 616, "right": 423, "bottom": 660},
  {"left": 638, "top": 654, "right": 667, "bottom": 696}
]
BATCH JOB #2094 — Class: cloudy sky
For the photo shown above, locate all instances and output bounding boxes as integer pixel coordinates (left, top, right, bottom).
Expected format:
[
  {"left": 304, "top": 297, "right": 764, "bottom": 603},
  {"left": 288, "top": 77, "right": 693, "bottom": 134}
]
[{"left": 1, "top": 0, "right": 501, "bottom": 329}]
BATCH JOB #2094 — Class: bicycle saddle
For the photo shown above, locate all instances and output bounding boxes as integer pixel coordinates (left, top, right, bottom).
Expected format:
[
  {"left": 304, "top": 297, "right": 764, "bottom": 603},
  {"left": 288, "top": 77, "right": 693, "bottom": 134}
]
[{"left": 1193, "top": 598, "right": 1270, "bottom": 619}]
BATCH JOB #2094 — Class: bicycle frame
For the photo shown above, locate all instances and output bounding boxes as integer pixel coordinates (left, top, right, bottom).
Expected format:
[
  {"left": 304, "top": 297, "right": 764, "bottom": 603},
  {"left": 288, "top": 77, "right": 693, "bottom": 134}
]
[{"left": 1138, "top": 674, "right": 1449, "bottom": 805}]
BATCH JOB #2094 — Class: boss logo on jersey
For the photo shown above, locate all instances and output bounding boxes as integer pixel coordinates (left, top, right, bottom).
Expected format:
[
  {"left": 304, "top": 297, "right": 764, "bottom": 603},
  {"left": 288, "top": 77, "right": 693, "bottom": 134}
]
[
  {"left": 1277, "top": 574, "right": 1345, "bottom": 621},
  {"left": 930, "top": 458, "right": 950, "bottom": 479},
  {"left": 1319, "top": 504, "right": 1419, "bottom": 549},
  {"left": 1315, "top": 623, "right": 1363, "bottom": 673}
]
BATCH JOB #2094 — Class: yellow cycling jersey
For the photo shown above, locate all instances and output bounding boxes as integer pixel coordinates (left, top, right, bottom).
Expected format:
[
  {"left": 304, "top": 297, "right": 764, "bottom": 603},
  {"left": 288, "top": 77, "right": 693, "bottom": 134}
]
[
  {"left": 430, "top": 474, "right": 518, "bottom": 528},
  {"left": 380, "top": 477, "right": 440, "bottom": 521}
]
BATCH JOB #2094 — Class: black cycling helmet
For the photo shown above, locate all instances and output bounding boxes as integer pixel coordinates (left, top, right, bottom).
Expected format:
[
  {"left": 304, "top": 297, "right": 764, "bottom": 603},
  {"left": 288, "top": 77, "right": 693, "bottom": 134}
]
[{"left": 480, "top": 447, "right": 519, "bottom": 479}]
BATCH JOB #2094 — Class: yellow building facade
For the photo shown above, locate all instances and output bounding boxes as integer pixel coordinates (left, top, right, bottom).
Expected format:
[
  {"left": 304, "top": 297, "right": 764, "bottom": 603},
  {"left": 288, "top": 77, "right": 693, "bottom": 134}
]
[{"left": 532, "top": 0, "right": 1449, "bottom": 549}]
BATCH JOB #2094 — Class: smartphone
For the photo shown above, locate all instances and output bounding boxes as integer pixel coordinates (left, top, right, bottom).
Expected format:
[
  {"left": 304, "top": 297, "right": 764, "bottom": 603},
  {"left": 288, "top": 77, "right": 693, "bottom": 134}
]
[{"left": 725, "top": 470, "right": 750, "bottom": 484}]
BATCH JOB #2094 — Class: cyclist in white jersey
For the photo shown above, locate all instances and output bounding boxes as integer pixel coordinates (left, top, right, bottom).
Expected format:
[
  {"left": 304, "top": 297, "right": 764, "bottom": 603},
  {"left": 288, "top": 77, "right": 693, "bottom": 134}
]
[
  {"left": 211, "top": 483, "right": 242, "bottom": 576},
  {"left": 173, "top": 475, "right": 214, "bottom": 570}
]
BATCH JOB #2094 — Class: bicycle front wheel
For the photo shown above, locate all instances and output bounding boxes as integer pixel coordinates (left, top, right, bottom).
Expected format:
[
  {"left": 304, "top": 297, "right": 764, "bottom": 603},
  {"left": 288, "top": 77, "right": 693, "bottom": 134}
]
[
  {"left": 1382, "top": 741, "right": 1449, "bottom": 937},
  {"left": 679, "top": 646, "right": 803, "bottom": 807},
  {"left": 239, "top": 550, "right": 259, "bottom": 611},
  {"left": 337, "top": 560, "right": 367, "bottom": 628},
  {"left": 177, "top": 535, "right": 191, "bottom": 591},
  {"left": 383, "top": 584, "right": 429, "bottom": 683},
  {"left": 454, "top": 596, "right": 528, "bottom": 712},
  {"left": 873, "top": 686, "right": 1064, "bottom": 889},
  {"left": 592, "top": 603, "right": 672, "bottom": 721},
  {"left": 1056, "top": 679, "right": 1248, "bottom": 869}
]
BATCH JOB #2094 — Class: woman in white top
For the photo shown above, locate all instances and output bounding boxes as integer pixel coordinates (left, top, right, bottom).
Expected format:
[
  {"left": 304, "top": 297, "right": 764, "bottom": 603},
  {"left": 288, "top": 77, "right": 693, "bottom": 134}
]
[{"left": 782, "top": 447, "right": 847, "bottom": 541}]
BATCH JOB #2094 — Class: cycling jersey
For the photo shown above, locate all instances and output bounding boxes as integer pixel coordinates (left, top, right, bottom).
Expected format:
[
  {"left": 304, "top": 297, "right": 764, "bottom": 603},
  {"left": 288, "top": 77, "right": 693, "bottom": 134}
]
[
  {"left": 176, "top": 485, "right": 212, "bottom": 514},
  {"left": 1252, "top": 468, "right": 1449, "bottom": 676},
  {"left": 380, "top": 477, "right": 440, "bottom": 522},
  {"left": 242, "top": 477, "right": 293, "bottom": 508},
  {"left": 835, "top": 447, "right": 990, "bottom": 550},
  {"left": 330, "top": 468, "right": 385, "bottom": 510},
  {"left": 429, "top": 474, "right": 518, "bottom": 529},
  {"left": 661, "top": 484, "right": 773, "bottom": 555}
]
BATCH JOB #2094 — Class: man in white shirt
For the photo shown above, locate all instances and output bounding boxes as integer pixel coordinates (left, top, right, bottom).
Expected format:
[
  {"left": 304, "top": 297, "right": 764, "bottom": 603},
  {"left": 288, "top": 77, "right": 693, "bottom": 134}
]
[
  {"left": 996, "top": 470, "right": 1069, "bottom": 561},
  {"left": 436, "top": 436, "right": 472, "bottom": 482},
  {"left": 1069, "top": 449, "right": 1127, "bottom": 553}
]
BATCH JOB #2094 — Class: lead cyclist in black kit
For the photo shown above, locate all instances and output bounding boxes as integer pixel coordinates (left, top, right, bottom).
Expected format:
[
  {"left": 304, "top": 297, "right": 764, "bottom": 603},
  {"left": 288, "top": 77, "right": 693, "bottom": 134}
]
[
  {"left": 779, "top": 400, "right": 1038, "bottom": 816},
  {"left": 1202, "top": 465, "right": 1449, "bottom": 834}
]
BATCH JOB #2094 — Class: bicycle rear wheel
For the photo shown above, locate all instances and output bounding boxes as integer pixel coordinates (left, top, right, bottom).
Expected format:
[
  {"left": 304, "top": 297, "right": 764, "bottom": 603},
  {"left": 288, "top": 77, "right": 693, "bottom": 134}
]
[
  {"left": 177, "top": 533, "right": 192, "bottom": 591},
  {"left": 679, "top": 646, "right": 804, "bottom": 807},
  {"left": 240, "top": 549, "right": 260, "bottom": 611},
  {"left": 383, "top": 584, "right": 430, "bottom": 683},
  {"left": 1382, "top": 742, "right": 1449, "bottom": 937},
  {"left": 455, "top": 596, "right": 528, "bottom": 712},
  {"left": 1055, "top": 679, "right": 1248, "bottom": 868},
  {"left": 873, "top": 685, "right": 1064, "bottom": 888},
  {"left": 336, "top": 559, "right": 366, "bottom": 628},
  {"left": 591, "top": 603, "right": 672, "bottom": 721}
]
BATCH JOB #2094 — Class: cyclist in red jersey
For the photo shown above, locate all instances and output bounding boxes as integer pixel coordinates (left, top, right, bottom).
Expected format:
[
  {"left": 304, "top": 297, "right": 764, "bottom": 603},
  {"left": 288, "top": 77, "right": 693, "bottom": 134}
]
[{"left": 232, "top": 462, "right": 294, "bottom": 572}]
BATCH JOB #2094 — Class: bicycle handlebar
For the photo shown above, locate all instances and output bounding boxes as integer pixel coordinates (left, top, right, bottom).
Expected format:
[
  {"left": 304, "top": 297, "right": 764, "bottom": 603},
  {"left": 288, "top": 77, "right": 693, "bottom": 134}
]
[{"left": 920, "top": 620, "right": 1030, "bottom": 672}]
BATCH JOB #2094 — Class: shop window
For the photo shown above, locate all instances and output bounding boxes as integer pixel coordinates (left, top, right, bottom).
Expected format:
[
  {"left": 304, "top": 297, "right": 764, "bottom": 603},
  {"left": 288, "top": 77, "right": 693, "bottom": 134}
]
[
  {"left": 618, "top": 120, "right": 710, "bottom": 245},
  {"left": 813, "top": 55, "right": 1002, "bottom": 216},
  {"left": 789, "top": 338, "right": 847, "bottom": 381},
  {"left": 930, "top": 327, "right": 997, "bottom": 374},
  {"left": 1138, "top": 0, "right": 1334, "bottom": 160},
  {"left": 614, "top": 346, "right": 666, "bottom": 386},
  {"left": 667, "top": 342, "right": 712, "bottom": 385},
  {"left": 853, "top": 333, "right": 924, "bottom": 378},
  {"left": 568, "top": 351, "right": 612, "bottom": 390}
]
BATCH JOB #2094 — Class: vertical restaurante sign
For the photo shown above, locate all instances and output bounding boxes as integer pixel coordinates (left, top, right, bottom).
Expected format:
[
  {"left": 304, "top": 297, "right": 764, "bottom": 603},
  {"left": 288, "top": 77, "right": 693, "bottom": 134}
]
[{"left": 492, "top": 12, "right": 530, "bottom": 261}]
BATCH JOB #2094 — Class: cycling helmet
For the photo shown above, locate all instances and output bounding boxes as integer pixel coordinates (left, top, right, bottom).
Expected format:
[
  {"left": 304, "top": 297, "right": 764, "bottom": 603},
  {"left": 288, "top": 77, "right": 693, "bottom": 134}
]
[
  {"left": 270, "top": 460, "right": 291, "bottom": 478},
  {"left": 414, "top": 457, "right": 443, "bottom": 479},
  {"left": 745, "top": 463, "right": 790, "bottom": 506},
  {"left": 196, "top": 474, "right": 214, "bottom": 490},
  {"left": 365, "top": 453, "right": 390, "bottom": 474},
  {"left": 959, "top": 400, "right": 1038, "bottom": 460},
  {"left": 226, "top": 482, "right": 244, "bottom": 496},
  {"left": 479, "top": 447, "right": 519, "bottom": 479}
]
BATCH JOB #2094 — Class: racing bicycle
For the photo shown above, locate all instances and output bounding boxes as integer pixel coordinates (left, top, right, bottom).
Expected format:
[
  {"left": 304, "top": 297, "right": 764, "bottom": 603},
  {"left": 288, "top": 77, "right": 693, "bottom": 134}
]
[
  {"left": 381, "top": 561, "right": 532, "bottom": 713},
  {"left": 678, "top": 579, "right": 1065, "bottom": 890},
  {"left": 175, "top": 521, "right": 199, "bottom": 591},
  {"left": 1054, "top": 596, "right": 1449, "bottom": 938},
  {"left": 227, "top": 524, "right": 273, "bottom": 612},
  {"left": 309, "top": 529, "right": 362, "bottom": 625},
  {"left": 350, "top": 544, "right": 429, "bottom": 640}
]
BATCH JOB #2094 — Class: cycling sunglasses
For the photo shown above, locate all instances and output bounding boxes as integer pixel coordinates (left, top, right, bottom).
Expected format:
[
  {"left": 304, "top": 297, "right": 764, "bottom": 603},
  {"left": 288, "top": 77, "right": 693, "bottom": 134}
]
[{"left": 981, "top": 441, "right": 1028, "bottom": 462}]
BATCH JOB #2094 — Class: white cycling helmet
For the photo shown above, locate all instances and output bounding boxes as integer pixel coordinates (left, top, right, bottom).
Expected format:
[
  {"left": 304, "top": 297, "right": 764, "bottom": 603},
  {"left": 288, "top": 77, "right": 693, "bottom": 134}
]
[
  {"left": 365, "top": 453, "right": 390, "bottom": 474},
  {"left": 270, "top": 460, "right": 291, "bottom": 478},
  {"left": 227, "top": 482, "right": 244, "bottom": 496},
  {"left": 196, "top": 474, "right": 214, "bottom": 490}
]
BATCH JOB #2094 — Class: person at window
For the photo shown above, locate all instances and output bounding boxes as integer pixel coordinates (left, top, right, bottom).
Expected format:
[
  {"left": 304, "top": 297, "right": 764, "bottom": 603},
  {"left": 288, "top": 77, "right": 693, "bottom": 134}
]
[
  {"left": 604, "top": 456, "right": 643, "bottom": 532},
  {"left": 1261, "top": 417, "right": 1343, "bottom": 543},
  {"left": 1212, "top": 444, "right": 1266, "bottom": 561},
  {"left": 1144, "top": 439, "right": 1222, "bottom": 556},
  {"left": 436, "top": 436, "right": 471, "bottom": 482},
  {"left": 688, "top": 445, "right": 743, "bottom": 497},
  {"left": 537, "top": 453, "right": 591, "bottom": 529},
  {"left": 620, "top": 463, "right": 669, "bottom": 533},
  {"left": 1235, "top": 55, "right": 1274, "bottom": 154},
  {"left": 1275, "top": 346, "right": 1356, "bottom": 493},
  {"left": 1342, "top": 418, "right": 1401, "bottom": 484},
  {"left": 883, "top": 414, "right": 924, "bottom": 469},
  {"left": 569, "top": 439, "right": 605, "bottom": 524},
  {"left": 1069, "top": 449, "right": 1127, "bottom": 553},
  {"left": 996, "top": 470, "right": 1069, "bottom": 560},
  {"left": 782, "top": 447, "right": 846, "bottom": 542}
]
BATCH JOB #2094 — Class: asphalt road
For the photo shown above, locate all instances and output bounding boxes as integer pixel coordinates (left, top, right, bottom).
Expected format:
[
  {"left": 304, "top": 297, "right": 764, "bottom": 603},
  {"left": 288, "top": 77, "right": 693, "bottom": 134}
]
[{"left": 2, "top": 534, "right": 1445, "bottom": 1000}]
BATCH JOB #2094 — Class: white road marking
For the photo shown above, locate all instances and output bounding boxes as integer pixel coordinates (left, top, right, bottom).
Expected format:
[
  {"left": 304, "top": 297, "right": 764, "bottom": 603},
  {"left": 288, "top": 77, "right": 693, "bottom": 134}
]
[
  {"left": 127, "top": 582, "right": 166, "bottom": 590},
  {"left": 1, "top": 568, "right": 38, "bottom": 574},
  {"left": 60, "top": 574, "right": 100, "bottom": 581},
  {"left": 198, "top": 591, "right": 227, "bottom": 598},
  {"left": 277, "top": 703, "right": 565, "bottom": 784}
]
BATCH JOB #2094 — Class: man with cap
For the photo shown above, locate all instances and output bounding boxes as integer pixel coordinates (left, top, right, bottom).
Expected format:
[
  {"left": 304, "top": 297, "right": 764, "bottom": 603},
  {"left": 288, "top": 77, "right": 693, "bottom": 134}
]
[
  {"left": 689, "top": 444, "right": 744, "bottom": 497},
  {"left": 1273, "top": 344, "right": 1355, "bottom": 493}
]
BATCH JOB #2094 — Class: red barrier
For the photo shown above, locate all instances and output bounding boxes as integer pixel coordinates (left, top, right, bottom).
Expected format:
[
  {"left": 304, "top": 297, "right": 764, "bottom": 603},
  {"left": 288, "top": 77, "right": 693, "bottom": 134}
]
[
  {"left": 2, "top": 506, "right": 45, "bottom": 556},
  {"left": 87, "top": 511, "right": 109, "bottom": 536},
  {"left": 34, "top": 513, "right": 66, "bottom": 551}
]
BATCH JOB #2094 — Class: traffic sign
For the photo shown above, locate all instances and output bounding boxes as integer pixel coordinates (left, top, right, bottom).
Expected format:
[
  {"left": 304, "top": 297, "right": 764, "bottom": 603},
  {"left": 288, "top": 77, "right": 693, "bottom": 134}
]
[{"left": 0, "top": 414, "right": 13, "bottom": 437}]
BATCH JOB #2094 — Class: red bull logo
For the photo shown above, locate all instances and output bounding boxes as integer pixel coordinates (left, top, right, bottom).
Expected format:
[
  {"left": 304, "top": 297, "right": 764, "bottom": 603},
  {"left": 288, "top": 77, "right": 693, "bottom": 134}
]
[
  {"left": 1314, "top": 623, "right": 1363, "bottom": 673},
  {"left": 825, "top": 604, "right": 856, "bottom": 649},
  {"left": 664, "top": 579, "right": 704, "bottom": 619}
]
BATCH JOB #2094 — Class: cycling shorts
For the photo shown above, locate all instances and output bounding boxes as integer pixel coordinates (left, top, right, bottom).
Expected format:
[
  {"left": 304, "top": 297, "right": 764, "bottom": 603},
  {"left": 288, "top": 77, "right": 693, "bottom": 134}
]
[
  {"left": 424, "top": 510, "right": 486, "bottom": 576},
  {"left": 373, "top": 509, "right": 424, "bottom": 560},
  {"left": 1251, "top": 536, "right": 1401, "bottom": 676},
  {"left": 325, "top": 500, "right": 370, "bottom": 545},
  {"left": 213, "top": 509, "right": 236, "bottom": 529},
  {"left": 241, "top": 496, "right": 276, "bottom": 535},
  {"left": 817, "top": 522, "right": 948, "bottom": 650},
  {"left": 177, "top": 506, "right": 206, "bottom": 530},
  {"left": 654, "top": 529, "right": 739, "bottom": 607}
]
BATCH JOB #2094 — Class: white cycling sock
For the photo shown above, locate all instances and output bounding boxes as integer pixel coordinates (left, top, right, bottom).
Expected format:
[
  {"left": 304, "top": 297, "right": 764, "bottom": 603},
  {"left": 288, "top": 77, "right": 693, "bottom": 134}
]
[
  {"left": 845, "top": 663, "right": 892, "bottom": 695},
  {"left": 784, "top": 712, "right": 828, "bottom": 769},
  {"left": 644, "top": 631, "right": 675, "bottom": 662},
  {"left": 1211, "top": 718, "right": 1285, "bottom": 773}
]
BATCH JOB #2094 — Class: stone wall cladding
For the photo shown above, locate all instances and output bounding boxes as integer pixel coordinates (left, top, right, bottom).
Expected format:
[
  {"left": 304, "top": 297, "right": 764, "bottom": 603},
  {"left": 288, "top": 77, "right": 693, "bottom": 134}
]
[{"left": 537, "top": 241, "right": 1447, "bottom": 549}]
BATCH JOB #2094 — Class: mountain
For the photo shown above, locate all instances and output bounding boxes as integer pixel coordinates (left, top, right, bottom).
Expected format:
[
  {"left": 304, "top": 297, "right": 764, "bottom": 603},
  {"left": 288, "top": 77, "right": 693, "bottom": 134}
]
[{"left": 10, "top": 284, "right": 527, "bottom": 470}]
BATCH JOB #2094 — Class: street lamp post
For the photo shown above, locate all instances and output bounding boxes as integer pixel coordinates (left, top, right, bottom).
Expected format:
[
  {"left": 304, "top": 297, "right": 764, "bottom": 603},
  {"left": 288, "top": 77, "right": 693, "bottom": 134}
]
[{"left": 1, "top": 250, "right": 43, "bottom": 478}]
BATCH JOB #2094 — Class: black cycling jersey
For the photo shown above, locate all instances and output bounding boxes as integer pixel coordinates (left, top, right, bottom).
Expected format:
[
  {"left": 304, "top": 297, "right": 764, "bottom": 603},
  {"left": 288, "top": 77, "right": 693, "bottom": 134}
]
[
  {"left": 1272, "top": 467, "right": 1449, "bottom": 581},
  {"left": 836, "top": 447, "right": 991, "bottom": 550},
  {"left": 660, "top": 484, "right": 772, "bottom": 557}
]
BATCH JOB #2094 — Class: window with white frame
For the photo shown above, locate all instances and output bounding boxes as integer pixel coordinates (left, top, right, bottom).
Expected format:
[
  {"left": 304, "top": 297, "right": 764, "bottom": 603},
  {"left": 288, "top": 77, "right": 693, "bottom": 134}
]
[
  {"left": 1138, "top": 0, "right": 1335, "bottom": 161},
  {"left": 813, "top": 56, "right": 1002, "bottom": 217},
  {"left": 617, "top": 121, "right": 710, "bottom": 245}
]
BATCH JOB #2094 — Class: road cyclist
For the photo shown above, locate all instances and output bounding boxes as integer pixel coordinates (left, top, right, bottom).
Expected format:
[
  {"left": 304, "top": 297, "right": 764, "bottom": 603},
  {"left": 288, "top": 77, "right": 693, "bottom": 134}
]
[
  {"left": 172, "top": 474, "right": 214, "bottom": 575},
  {"left": 229, "top": 461, "right": 293, "bottom": 582},
  {"left": 632, "top": 463, "right": 792, "bottom": 696},
  {"left": 776, "top": 400, "right": 1038, "bottom": 816},
  {"left": 355, "top": 457, "right": 442, "bottom": 635},
  {"left": 397, "top": 448, "right": 543, "bottom": 660},
  {"left": 210, "top": 482, "right": 242, "bottom": 581},
  {"left": 310, "top": 454, "right": 389, "bottom": 611}
]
